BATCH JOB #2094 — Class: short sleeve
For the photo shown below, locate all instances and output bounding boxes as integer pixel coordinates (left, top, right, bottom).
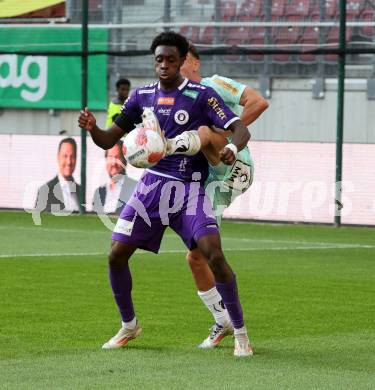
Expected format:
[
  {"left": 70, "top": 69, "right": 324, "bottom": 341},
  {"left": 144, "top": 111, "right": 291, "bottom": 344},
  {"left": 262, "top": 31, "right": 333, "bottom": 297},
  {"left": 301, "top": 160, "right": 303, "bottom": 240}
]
[
  {"left": 210, "top": 75, "right": 246, "bottom": 106},
  {"left": 202, "top": 87, "right": 240, "bottom": 130},
  {"left": 120, "top": 90, "right": 142, "bottom": 124}
]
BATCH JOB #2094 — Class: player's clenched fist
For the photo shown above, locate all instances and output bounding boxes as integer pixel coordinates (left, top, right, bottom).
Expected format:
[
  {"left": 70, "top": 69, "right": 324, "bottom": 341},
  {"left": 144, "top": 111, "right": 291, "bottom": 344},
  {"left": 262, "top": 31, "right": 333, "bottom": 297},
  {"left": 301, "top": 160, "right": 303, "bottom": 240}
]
[
  {"left": 78, "top": 107, "right": 96, "bottom": 131},
  {"left": 220, "top": 146, "right": 236, "bottom": 165}
]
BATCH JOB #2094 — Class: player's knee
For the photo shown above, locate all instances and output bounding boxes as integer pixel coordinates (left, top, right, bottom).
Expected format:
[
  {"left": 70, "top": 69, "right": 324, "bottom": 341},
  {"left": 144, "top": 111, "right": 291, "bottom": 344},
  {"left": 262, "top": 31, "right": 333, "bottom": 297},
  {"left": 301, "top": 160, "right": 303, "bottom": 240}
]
[
  {"left": 205, "top": 249, "right": 226, "bottom": 275},
  {"left": 187, "top": 250, "right": 205, "bottom": 271},
  {"left": 108, "top": 246, "right": 128, "bottom": 268}
]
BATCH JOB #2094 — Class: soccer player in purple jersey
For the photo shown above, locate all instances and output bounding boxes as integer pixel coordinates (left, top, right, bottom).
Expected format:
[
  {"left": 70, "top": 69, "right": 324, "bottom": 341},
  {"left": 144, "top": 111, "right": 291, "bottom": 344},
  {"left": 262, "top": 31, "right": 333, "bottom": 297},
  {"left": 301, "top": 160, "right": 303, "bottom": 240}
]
[{"left": 78, "top": 31, "right": 252, "bottom": 357}]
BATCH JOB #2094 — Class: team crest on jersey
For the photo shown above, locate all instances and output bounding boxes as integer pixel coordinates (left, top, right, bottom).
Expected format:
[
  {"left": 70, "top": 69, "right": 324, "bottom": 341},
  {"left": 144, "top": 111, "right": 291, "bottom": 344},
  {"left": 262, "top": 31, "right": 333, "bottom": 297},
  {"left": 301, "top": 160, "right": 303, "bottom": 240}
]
[{"left": 174, "top": 110, "right": 189, "bottom": 125}]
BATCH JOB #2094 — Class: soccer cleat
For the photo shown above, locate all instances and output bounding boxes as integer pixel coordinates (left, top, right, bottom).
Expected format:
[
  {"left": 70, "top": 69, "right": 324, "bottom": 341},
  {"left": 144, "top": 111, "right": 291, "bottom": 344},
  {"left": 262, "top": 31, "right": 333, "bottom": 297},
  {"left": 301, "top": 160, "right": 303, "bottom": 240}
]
[
  {"left": 102, "top": 322, "right": 142, "bottom": 350},
  {"left": 233, "top": 336, "right": 253, "bottom": 357},
  {"left": 198, "top": 323, "right": 234, "bottom": 349}
]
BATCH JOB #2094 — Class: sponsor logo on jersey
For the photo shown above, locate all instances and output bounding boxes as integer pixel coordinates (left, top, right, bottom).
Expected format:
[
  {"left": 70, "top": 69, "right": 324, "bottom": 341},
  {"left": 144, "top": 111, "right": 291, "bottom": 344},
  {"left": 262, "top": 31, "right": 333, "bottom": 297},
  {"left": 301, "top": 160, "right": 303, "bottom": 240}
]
[
  {"left": 213, "top": 77, "right": 239, "bottom": 95},
  {"left": 158, "top": 107, "right": 172, "bottom": 116},
  {"left": 139, "top": 89, "right": 155, "bottom": 94},
  {"left": 183, "top": 89, "right": 199, "bottom": 99},
  {"left": 174, "top": 110, "right": 189, "bottom": 125},
  {"left": 207, "top": 97, "right": 227, "bottom": 120},
  {"left": 157, "top": 97, "right": 175, "bottom": 105}
]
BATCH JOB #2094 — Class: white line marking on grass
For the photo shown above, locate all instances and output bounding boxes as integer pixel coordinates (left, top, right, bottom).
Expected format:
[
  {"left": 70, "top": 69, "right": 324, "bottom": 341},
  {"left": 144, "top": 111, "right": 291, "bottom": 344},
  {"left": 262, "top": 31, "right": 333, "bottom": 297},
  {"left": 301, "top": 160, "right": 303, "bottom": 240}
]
[
  {"left": 2, "top": 225, "right": 374, "bottom": 249},
  {"left": 0, "top": 226, "right": 109, "bottom": 234},
  {"left": 0, "top": 252, "right": 104, "bottom": 258},
  {"left": 1, "top": 244, "right": 374, "bottom": 259}
]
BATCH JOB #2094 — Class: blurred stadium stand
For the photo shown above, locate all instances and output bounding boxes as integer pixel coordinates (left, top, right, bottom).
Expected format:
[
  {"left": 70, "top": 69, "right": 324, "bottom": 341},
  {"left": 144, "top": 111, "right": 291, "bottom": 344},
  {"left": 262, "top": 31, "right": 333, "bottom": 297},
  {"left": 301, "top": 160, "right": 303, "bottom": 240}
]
[
  {"left": 62, "top": 0, "right": 375, "bottom": 80},
  {"left": 3, "top": 0, "right": 373, "bottom": 80},
  {"left": 1, "top": 0, "right": 374, "bottom": 139}
]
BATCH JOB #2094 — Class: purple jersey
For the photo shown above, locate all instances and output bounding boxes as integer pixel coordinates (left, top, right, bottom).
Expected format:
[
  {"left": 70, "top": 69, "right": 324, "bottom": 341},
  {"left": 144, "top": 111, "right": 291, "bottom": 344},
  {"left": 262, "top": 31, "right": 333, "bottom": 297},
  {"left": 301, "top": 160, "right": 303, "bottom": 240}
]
[{"left": 120, "top": 78, "right": 240, "bottom": 181}]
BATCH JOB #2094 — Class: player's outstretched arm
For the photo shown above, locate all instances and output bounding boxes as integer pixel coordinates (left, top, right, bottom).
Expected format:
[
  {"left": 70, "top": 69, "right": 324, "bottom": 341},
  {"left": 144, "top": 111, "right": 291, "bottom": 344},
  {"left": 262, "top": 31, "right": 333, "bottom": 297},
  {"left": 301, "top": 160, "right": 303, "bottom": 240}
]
[
  {"left": 78, "top": 107, "right": 126, "bottom": 150},
  {"left": 240, "top": 87, "right": 269, "bottom": 126}
]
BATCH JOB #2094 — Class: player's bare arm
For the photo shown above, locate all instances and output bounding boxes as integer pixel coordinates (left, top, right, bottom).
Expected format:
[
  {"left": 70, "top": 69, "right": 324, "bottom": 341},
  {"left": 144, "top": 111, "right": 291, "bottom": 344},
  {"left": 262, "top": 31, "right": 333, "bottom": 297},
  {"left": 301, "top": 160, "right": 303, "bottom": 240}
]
[
  {"left": 78, "top": 108, "right": 130, "bottom": 150},
  {"left": 239, "top": 86, "right": 269, "bottom": 126},
  {"left": 219, "top": 119, "right": 251, "bottom": 165}
]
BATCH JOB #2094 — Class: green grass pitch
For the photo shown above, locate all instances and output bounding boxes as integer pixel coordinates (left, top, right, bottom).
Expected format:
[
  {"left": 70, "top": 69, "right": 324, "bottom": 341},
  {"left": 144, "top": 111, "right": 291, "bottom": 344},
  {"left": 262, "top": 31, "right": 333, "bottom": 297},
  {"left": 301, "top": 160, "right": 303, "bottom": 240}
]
[{"left": 0, "top": 211, "right": 374, "bottom": 389}]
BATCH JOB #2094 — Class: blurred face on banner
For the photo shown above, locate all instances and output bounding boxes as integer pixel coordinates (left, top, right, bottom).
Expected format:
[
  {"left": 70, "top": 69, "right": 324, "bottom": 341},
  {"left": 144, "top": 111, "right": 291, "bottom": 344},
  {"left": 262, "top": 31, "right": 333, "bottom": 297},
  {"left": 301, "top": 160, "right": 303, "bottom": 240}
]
[
  {"left": 106, "top": 143, "right": 125, "bottom": 179},
  {"left": 58, "top": 142, "right": 76, "bottom": 179}
]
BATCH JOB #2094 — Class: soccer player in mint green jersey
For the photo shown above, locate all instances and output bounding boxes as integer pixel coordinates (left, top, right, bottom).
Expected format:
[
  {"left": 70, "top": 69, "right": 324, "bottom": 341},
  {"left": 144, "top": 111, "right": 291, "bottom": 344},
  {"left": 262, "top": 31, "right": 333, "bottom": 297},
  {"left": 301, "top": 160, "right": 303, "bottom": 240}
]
[{"left": 180, "top": 43, "right": 269, "bottom": 349}]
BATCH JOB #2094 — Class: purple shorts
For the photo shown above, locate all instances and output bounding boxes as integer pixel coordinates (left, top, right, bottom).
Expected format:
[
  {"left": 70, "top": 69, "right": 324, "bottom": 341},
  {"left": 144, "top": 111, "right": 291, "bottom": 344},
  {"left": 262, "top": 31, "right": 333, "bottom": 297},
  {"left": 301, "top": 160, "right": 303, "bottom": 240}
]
[{"left": 112, "top": 171, "right": 219, "bottom": 253}]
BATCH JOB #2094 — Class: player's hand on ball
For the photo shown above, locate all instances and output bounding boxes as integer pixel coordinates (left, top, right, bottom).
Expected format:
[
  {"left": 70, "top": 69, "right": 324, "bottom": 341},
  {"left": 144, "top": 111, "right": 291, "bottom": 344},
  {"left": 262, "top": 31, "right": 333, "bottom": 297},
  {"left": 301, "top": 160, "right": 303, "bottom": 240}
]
[
  {"left": 78, "top": 107, "right": 96, "bottom": 131},
  {"left": 220, "top": 147, "right": 235, "bottom": 165}
]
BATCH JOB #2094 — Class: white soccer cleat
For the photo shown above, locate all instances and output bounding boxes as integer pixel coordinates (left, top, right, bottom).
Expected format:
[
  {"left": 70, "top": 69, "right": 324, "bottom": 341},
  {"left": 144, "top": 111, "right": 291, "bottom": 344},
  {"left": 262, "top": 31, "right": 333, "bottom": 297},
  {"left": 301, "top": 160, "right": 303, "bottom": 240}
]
[
  {"left": 198, "top": 323, "right": 234, "bottom": 349},
  {"left": 102, "top": 322, "right": 142, "bottom": 350},
  {"left": 233, "top": 336, "right": 253, "bottom": 357}
]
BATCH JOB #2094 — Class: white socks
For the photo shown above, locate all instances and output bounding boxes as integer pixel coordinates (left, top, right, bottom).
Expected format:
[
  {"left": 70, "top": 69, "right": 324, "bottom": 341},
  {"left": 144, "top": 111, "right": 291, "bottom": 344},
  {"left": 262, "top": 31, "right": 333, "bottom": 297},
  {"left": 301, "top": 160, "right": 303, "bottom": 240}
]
[
  {"left": 122, "top": 317, "right": 137, "bottom": 329},
  {"left": 234, "top": 326, "right": 247, "bottom": 336},
  {"left": 198, "top": 287, "right": 232, "bottom": 327},
  {"left": 166, "top": 130, "right": 201, "bottom": 156}
]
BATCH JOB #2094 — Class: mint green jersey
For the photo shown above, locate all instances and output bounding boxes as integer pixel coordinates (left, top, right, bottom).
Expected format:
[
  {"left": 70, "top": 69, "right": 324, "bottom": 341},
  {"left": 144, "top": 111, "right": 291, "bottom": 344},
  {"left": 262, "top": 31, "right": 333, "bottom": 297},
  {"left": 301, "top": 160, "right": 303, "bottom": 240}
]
[
  {"left": 201, "top": 75, "right": 246, "bottom": 117},
  {"left": 201, "top": 75, "right": 254, "bottom": 224}
]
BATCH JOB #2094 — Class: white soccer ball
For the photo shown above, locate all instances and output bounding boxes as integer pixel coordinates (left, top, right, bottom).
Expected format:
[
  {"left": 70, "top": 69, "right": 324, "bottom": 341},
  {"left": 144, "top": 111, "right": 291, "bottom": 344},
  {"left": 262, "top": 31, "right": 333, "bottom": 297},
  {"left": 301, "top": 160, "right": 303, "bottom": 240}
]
[{"left": 123, "top": 127, "right": 165, "bottom": 168}]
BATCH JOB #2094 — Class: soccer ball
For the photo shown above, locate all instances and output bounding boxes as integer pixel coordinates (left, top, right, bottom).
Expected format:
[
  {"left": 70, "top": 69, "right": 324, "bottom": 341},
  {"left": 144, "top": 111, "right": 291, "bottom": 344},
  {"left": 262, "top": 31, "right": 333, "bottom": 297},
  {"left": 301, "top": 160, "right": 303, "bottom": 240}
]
[{"left": 123, "top": 127, "right": 166, "bottom": 168}]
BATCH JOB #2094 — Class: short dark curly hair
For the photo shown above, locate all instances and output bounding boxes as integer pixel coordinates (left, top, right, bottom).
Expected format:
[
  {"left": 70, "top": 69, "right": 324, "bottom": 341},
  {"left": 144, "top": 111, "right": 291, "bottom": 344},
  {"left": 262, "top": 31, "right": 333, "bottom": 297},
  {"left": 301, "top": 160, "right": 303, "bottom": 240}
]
[{"left": 150, "top": 31, "right": 189, "bottom": 58}]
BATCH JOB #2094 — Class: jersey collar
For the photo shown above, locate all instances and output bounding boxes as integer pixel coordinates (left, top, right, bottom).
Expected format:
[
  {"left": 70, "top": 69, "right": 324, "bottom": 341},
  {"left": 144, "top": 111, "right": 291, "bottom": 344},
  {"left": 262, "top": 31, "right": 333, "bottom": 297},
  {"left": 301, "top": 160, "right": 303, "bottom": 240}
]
[{"left": 157, "top": 77, "right": 188, "bottom": 91}]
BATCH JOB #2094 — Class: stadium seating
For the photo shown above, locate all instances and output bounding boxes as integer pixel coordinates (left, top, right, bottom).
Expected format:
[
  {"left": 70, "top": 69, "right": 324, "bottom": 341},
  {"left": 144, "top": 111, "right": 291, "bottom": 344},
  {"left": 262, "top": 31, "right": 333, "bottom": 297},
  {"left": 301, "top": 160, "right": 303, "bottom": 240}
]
[
  {"left": 223, "top": 26, "right": 250, "bottom": 61},
  {"left": 324, "top": 0, "right": 338, "bottom": 18},
  {"left": 298, "top": 26, "right": 320, "bottom": 63},
  {"left": 179, "top": 26, "right": 200, "bottom": 43},
  {"left": 272, "top": 25, "right": 301, "bottom": 63},
  {"left": 199, "top": 26, "right": 215, "bottom": 45},
  {"left": 247, "top": 27, "right": 267, "bottom": 62},
  {"left": 324, "top": 27, "right": 353, "bottom": 63},
  {"left": 346, "top": 0, "right": 363, "bottom": 19},
  {"left": 359, "top": 7, "right": 375, "bottom": 39},
  {"left": 285, "top": 0, "right": 311, "bottom": 18},
  {"left": 192, "top": 0, "right": 375, "bottom": 70},
  {"left": 271, "top": 0, "right": 287, "bottom": 17},
  {"left": 237, "top": 0, "right": 263, "bottom": 20},
  {"left": 219, "top": 0, "right": 237, "bottom": 21}
]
